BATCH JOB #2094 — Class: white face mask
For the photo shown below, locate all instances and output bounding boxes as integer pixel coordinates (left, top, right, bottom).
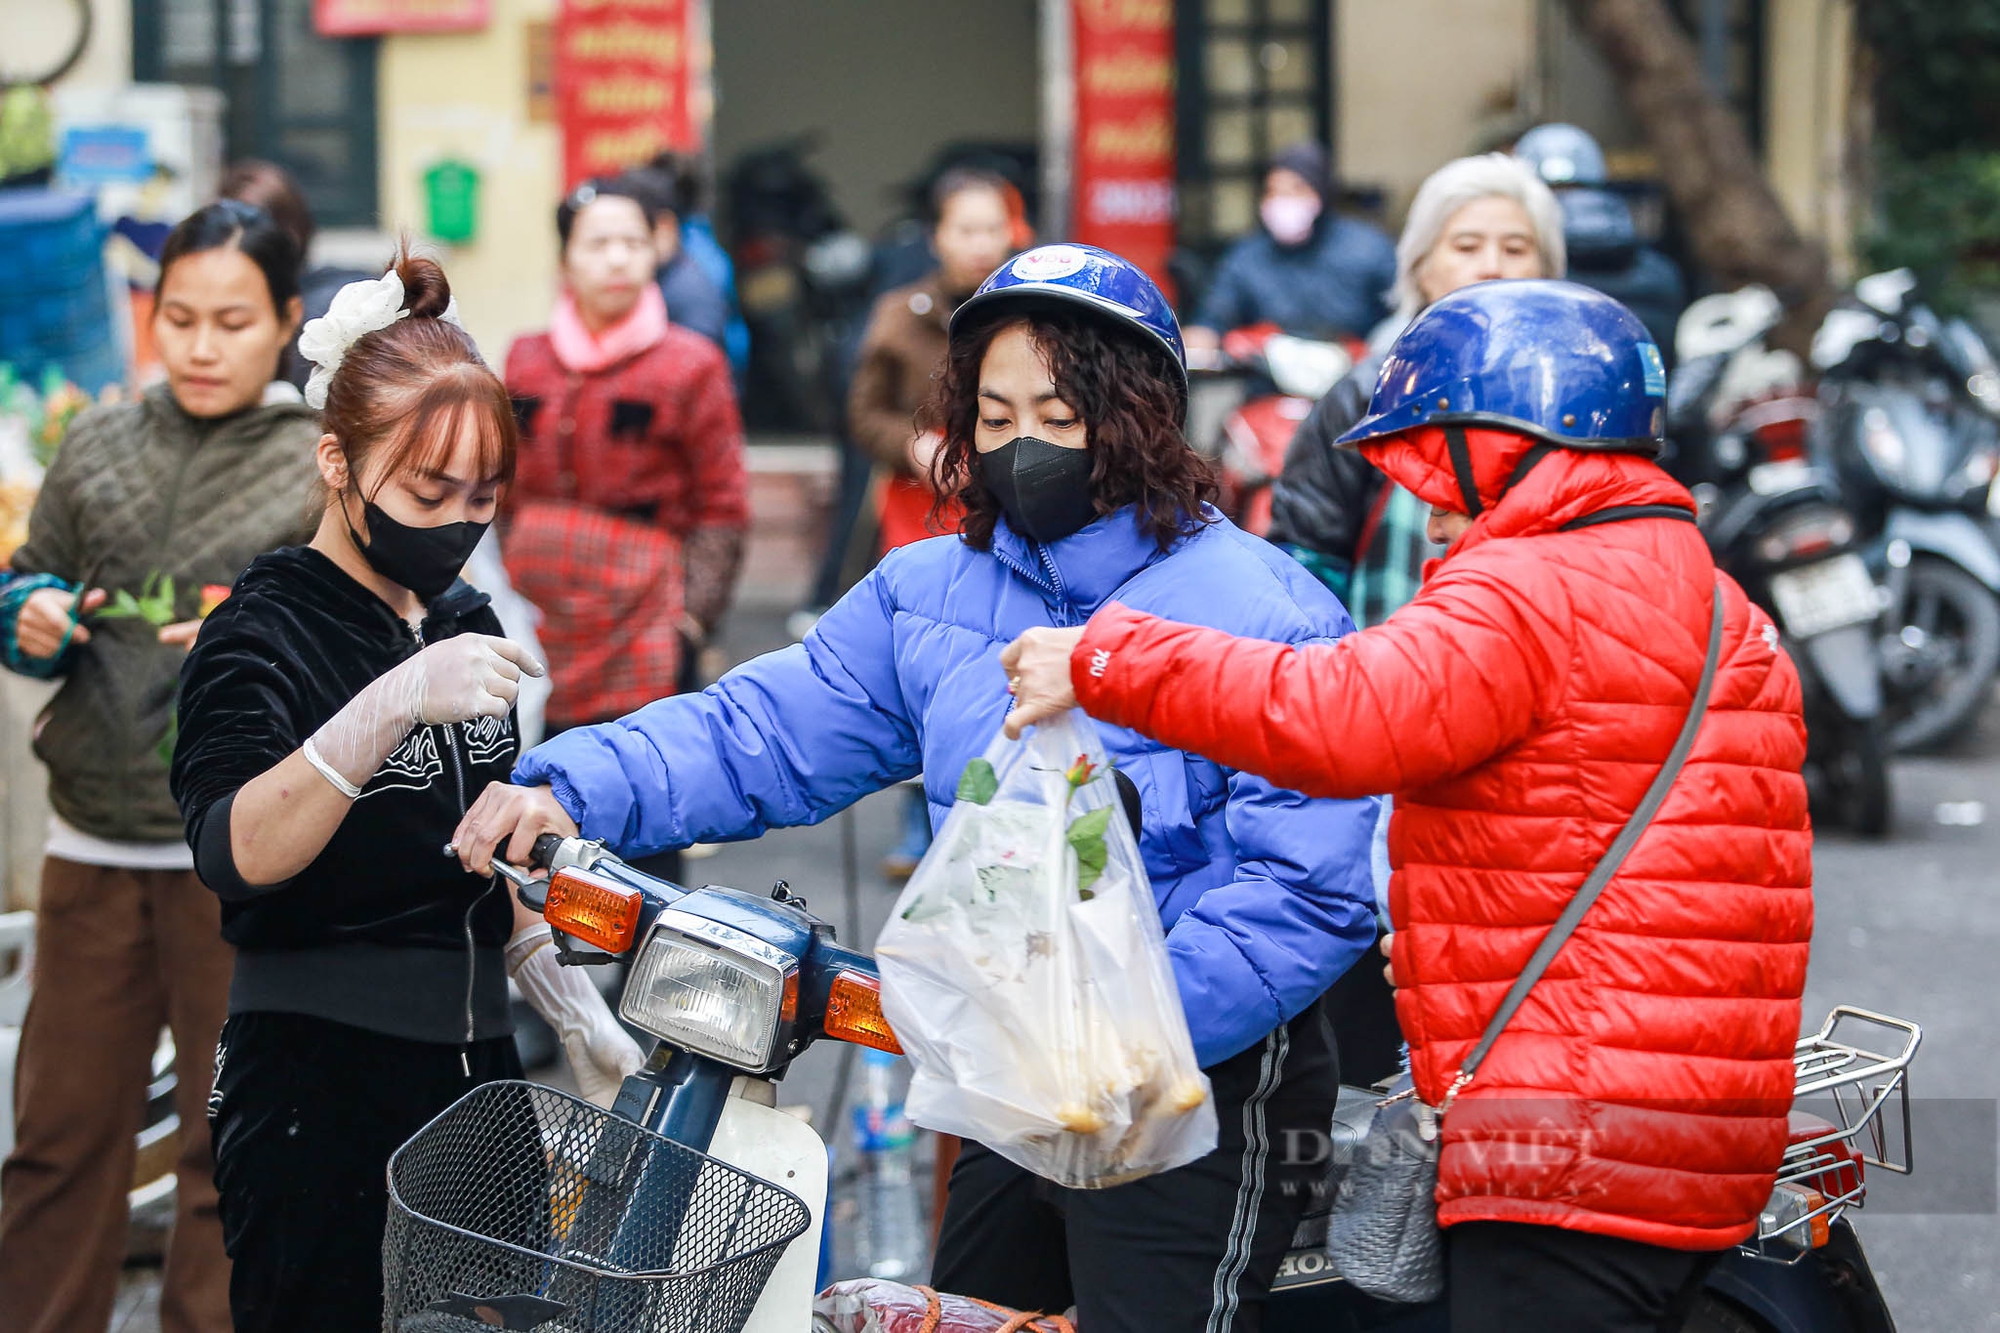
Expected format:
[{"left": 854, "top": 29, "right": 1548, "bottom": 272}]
[{"left": 1261, "top": 194, "right": 1321, "bottom": 247}]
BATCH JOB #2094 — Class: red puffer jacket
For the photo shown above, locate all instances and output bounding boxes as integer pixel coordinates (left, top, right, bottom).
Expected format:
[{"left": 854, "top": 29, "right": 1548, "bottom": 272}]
[{"left": 1071, "top": 424, "right": 1813, "bottom": 1251}]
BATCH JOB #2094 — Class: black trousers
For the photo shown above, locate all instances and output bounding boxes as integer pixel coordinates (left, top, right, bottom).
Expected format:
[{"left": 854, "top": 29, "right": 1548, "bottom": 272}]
[
  {"left": 932, "top": 996, "right": 1340, "bottom": 1333},
  {"left": 208, "top": 1011, "right": 523, "bottom": 1333},
  {"left": 1446, "top": 1222, "right": 1724, "bottom": 1333}
]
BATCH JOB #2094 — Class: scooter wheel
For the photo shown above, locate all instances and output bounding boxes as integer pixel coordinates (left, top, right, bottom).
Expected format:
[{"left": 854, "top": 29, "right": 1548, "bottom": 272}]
[
  {"left": 1679, "top": 1292, "right": 1770, "bottom": 1333},
  {"left": 1884, "top": 557, "right": 2000, "bottom": 754}
]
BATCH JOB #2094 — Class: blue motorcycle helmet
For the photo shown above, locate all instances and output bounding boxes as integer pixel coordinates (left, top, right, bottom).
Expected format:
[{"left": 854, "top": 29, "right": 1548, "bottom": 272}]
[
  {"left": 1335, "top": 279, "right": 1668, "bottom": 513},
  {"left": 1514, "top": 122, "right": 1609, "bottom": 188},
  {"left": 949, "top": 243, "right": 1188, "bottom": 399}
]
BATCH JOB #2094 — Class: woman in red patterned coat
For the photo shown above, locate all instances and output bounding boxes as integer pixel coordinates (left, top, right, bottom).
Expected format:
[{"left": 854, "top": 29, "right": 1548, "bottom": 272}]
[{"left": 503, "top": 179, "right": 749, "bottom": 763}]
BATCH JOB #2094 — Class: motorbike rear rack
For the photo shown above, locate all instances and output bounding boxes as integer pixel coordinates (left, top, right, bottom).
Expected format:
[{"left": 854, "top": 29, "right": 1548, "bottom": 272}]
[{"left": 1748, "top": 1006, "right": 1921, "bottom": 1259}]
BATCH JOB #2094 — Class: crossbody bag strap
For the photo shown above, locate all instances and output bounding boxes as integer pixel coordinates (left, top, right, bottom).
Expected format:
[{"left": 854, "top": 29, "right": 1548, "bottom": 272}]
[{"left": 1443, "top": 580, "right": 1727, "bottom": 1109}]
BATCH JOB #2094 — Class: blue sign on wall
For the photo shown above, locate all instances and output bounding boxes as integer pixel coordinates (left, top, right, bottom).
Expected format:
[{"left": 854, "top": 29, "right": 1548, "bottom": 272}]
[{"left": 57, "top": 127, "right": 152, "bottom": 188}]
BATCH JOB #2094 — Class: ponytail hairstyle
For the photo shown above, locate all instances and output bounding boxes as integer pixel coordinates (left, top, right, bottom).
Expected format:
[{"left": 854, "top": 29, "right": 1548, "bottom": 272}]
[{"left": 312, "top": 251, "right": 518, "bottom": 500}]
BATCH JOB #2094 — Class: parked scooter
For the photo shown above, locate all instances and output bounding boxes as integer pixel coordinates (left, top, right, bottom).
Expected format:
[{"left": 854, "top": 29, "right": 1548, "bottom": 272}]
[
  {"left": 1669, "top": 287, "right": 1892, "bottom": 835},
  {"left": 385, "top": 839, "right": 1924, "bottom": 1333},
  {"left": 1814, "top": 269, "right": 2000, "bottom": 752},
  {"left": 1188, "top": 324, "right": 1355, "bottom": 536}
]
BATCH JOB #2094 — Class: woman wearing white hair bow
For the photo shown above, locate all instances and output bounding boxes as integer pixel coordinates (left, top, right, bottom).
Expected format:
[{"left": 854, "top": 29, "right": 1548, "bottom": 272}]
[{"left": 169, "top": 250, "right": 642, "bottom": 1333}]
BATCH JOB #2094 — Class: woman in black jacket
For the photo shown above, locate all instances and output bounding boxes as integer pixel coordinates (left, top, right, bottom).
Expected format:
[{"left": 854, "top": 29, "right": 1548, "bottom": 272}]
[{"left": 170, "top": 253, "right": 639, "bottom": 1333}]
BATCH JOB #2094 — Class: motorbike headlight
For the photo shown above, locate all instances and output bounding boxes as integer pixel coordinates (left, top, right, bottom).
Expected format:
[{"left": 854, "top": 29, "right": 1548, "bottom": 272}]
[{"left": 620, "top": 910, "right": 799, "bottom": 1071}]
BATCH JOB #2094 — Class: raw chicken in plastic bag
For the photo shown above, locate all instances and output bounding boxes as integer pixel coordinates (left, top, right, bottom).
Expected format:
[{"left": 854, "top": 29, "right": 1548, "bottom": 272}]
[
  {"left": 874, "top": 711, "right": 1217, "bottom": 1189},
  {"left": 814, "top": 1280, "right": 1075, "bottom": 1333}
]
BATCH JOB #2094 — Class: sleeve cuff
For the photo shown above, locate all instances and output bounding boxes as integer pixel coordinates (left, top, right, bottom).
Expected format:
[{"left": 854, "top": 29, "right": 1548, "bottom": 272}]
[
  {"left": 0, "top": 573, "right": 76, "bottom": 679},
  {"left": 193, "top": 791, "right": 292, "bottom": 902}
]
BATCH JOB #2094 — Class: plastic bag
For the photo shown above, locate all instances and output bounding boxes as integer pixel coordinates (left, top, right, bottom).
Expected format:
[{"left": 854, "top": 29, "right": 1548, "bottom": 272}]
[{"left": 874, "top": 711, "right": 1217, "bottom": 1189}]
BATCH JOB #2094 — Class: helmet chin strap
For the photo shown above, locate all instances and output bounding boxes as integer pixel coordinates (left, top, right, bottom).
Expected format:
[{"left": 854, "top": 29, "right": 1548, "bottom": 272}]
[
  {"left": 1443, "top": 428, "right": 1561, "bottom": 519},
  {"left": 1443, "top": 425, "right": 1484, "bottom": 519}
]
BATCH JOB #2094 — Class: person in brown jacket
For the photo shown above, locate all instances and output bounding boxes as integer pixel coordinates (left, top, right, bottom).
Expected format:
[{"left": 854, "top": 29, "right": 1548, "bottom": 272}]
[
  {"left": 848, "top": 169, "right": 1021, "bottom": 556},
  {"left": 846, "top": 168, "right": 1020, "bottom": 876},
  {"left": 0, "top": 200, "right": 320, "bottom": 1333}
]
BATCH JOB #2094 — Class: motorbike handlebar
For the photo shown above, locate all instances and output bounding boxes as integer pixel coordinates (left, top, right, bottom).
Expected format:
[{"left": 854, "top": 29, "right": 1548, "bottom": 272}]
[{"left": 442, "top": 832, "right": 569, "bottom": 911}]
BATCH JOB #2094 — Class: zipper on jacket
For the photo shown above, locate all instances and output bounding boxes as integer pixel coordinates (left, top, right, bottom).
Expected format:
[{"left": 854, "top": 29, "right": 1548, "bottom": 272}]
[
  {"left": 416, "top": 612, "right": 490, "bottom": 1055},
  {"left": 1033, "top": 543, "right": 1077, "bottom": 626},
  {"left": 992, "top": 540, "right": 1079, "bottom": 627},
  {"left": 442, "top": 716, "right": 489, "bottom": 1049},
  {"left": 128, "top": 430, "right": 203, "bottom": 752}
]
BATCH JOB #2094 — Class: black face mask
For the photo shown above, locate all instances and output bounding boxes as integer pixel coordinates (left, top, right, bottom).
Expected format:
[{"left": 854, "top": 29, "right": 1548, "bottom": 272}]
[
  {"left": 346, "top": 496, "right": 488, "bottom": 602},
  {"left": 979, "top": 436, "right": 1098, "bottom": 543}
]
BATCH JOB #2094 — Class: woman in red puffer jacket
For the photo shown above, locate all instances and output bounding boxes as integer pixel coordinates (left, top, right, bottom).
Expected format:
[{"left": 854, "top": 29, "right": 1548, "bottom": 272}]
[{"left": 1003, "top": 281, "right": 1814, "bottom": 1333}]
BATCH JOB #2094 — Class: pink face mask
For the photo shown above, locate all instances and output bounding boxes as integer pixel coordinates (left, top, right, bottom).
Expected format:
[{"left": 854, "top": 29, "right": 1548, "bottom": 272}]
[{"left": 1261, "top": 194, "right": 1321, "bottom": 246}]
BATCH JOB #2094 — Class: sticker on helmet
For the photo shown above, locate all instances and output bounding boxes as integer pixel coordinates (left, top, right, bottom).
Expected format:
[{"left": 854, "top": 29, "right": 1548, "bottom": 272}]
[
  {"left": 1011, "top": 246, "right": 1090, "bottom": 282},
  {"left": 1637, "top": 342, "right": 1667, "bottom": 397}
]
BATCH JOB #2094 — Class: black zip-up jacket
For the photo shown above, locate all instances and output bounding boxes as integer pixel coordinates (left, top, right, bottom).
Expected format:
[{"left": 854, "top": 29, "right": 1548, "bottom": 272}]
[
  {"left": 170, "top": 546, "right": 516, "bottom": 1043},
  {"left": 1266, "top": 354, "right": 1385, "bottom": 567}
]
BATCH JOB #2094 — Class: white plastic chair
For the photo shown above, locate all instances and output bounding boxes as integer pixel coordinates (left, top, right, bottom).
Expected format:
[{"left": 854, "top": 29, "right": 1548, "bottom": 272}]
[{"left": 0, "top": 909, "right": 37, "bottom": 1169}]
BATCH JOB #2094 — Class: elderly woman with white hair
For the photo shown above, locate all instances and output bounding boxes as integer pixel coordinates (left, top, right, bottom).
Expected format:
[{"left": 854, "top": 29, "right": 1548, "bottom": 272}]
[
  {"left": 1267, "top": 152, "right": 1565, "bottom": 625},
  {"left": 1264, "top": 152, "right": 1563, "bottom": 1086}
]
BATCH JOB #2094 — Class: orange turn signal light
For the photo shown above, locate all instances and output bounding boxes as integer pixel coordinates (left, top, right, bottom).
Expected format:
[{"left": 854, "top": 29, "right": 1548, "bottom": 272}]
[
  {"left": 825, "top": 970, "right": 901, "bottom": 1054},
  {"left": 544, "top": 867, "right": 643, "bottom": 954},
  {"left": 1803, "top": 1192, "right": 1831, "bottom": 1249}
]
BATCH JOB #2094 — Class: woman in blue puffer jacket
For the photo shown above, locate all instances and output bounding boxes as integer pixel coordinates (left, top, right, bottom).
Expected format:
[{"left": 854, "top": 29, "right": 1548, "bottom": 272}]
[{"left": 452, "top": 244, "right": 1378, "bottom": 1333}]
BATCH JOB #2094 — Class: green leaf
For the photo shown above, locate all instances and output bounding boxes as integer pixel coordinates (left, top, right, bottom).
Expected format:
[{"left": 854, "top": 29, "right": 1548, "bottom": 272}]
[
  {"left": 96, "top": 589, "right": 144, "bottom": 620},
  {"left": 956, "top": 757, "right": 998, "bottom": 806},
  {"left": 138, "top": 574, "right": 176, "bottom": 625},
  {"left": 1066, "top": 805, "right": 1112, "bottom": 897}
]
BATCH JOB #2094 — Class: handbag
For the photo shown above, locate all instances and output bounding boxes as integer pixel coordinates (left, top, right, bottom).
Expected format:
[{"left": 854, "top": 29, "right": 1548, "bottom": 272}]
[{"left": 1323, "top": 583, "right": 1727, "bottom": 1304}]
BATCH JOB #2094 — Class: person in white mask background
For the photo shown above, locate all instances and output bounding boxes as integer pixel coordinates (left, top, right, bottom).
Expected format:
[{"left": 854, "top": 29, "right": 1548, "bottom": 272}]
[{"left": 1184, "top": 142, "right": 1396, "bottom": 355}]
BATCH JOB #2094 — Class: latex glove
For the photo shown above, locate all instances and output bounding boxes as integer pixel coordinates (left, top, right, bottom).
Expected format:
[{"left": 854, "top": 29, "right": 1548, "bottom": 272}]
[
  {"left": 308, "top": 635, "right": 544, "bottom": 790},
  {"left": 506, "top": 924, "right": 647, "bottom": 1107}
]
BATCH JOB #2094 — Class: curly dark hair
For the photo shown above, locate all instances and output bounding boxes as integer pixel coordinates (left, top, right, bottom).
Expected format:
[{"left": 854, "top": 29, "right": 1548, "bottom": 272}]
[{"left": 921, "top": 305, "right": 1214, "bottom": 551}]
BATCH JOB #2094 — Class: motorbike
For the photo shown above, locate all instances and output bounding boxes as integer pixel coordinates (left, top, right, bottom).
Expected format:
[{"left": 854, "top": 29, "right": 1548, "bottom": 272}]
[
  {"left": 383, "top": 839, "right": 1924, "bottom": 1333},
  {"left": 1813, "top": 269, "right": 2000, "bottom": 752},
  {"left": 725, "top": 137, "right": 874, "bottom": 434},
  {"left": 1187, "top": 324, "right": 1356, "bottom": 537},
  {"left": 1669, "top": 287, "right": 1893, "bottom": 835}
]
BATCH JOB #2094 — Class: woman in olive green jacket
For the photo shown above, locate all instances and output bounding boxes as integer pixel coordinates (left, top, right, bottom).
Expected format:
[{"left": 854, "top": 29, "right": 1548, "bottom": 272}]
[{"left": 0, "top": 200, "right": 321, "bottom": 1333}]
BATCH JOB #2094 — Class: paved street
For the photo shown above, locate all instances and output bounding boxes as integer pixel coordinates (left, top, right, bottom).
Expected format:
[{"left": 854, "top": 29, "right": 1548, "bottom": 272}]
[{"left": 111, "top": 604, "right": 2000, "bottom": 1331}]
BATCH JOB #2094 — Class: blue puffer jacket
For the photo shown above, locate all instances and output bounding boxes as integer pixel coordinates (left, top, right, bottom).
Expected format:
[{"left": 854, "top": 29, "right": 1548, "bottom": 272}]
[{"left": 516, "top": 505, "right": 1380, "bottom": 1067}]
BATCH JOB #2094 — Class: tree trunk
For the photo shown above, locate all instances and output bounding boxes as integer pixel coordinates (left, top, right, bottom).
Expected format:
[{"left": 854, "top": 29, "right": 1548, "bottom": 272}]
[{"left": 1561, "top": 0, "right": 1837, "bottom": 354}]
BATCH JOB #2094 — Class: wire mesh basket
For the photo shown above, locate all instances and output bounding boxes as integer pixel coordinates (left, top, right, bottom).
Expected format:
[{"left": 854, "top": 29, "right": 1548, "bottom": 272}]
[{"left": 383, "top": 1081, "right": 810, "bottom": 1333}]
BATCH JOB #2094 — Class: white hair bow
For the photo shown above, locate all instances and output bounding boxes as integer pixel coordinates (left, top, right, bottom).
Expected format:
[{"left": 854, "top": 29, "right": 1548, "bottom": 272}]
[{"left": 299, "top": 269, "right": 467, "bottom": 409}]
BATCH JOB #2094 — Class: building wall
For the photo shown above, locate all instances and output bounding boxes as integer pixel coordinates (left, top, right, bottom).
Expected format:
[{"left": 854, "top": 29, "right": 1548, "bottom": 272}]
[
  {"left": 709, "top": 0, "right": 1039, "bottom": 238},
  {"left": 47, "top": 0, "right": 133, "bottom": 95},
  {"left": 1334, "top": 0, "right": 1538, "bottom": 213},
  {"left": 376, "top": 0, "right": 564, "bottom": 366},
  {"left": 1763, "top": 0, "right": 1855, "bottom": 275}
]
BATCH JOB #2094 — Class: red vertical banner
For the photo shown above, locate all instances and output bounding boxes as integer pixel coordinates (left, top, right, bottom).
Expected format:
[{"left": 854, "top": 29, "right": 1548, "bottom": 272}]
[
  {"left": 1071, "top": 0, "right": 1176, "bottom": 290},
  {"left": 556, "top": 0, "right": 701, "bottom": 189}
]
